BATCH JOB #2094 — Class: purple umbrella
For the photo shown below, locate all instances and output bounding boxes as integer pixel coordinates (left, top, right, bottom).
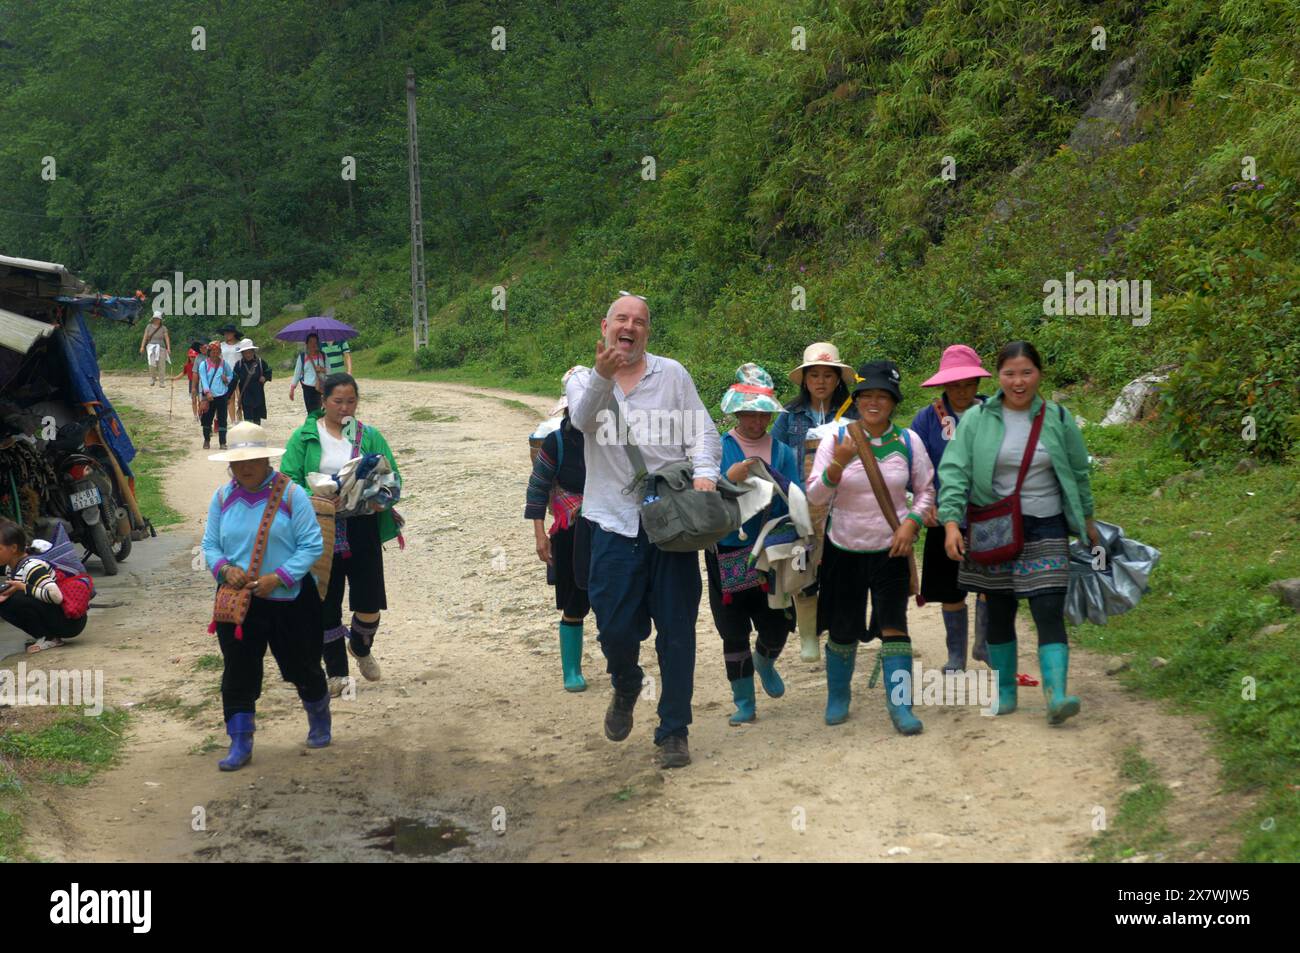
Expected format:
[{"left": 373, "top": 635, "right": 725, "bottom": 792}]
[{"left": 275, "top": 316, "right": 358, "bottom": 342}]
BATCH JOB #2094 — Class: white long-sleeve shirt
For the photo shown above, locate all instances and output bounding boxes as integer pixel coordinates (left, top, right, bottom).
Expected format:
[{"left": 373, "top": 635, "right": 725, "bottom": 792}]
[{"left": 566, "top": 353, "right": 721, "bottom": 538}]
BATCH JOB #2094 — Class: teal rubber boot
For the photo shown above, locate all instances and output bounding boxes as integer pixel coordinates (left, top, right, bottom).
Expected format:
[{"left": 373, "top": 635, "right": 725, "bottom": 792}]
[
  {"left": 729, "top": 675, "right": 757, "bottom": 725},
  {"left": 559, "top": 621, "right": 587, "bottom": 693},
  {"left": 752, "top": 651, "right": 786, "bottom": 698},
  {"left": 1039, "top": 642, "right": 1081, "bottom": 725},
  {"left": 881, "top": 644, "right": 923, "bottom": 735},
  {"left": 824, "top": 641, "right": 857, "bottom": 725},
  {"left": 986, "top": 640, "right": 1018, "bottom": 715}
]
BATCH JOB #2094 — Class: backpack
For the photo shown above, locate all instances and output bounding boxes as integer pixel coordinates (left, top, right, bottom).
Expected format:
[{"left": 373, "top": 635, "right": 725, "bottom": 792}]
[{"left": 54, "top": 567, "right": 94, "bottom": 619}]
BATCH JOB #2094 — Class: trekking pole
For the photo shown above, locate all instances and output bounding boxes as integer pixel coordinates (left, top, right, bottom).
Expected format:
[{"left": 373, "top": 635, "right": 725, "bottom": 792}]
[{"left": 169, "top": 376, "right": 174, "bottom": 418}]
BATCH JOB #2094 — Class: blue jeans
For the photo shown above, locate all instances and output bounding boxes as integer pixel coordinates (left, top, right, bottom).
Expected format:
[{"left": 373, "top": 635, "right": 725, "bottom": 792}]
[{"left": 587, "top": 523, "right": 701, "bottom": 744}]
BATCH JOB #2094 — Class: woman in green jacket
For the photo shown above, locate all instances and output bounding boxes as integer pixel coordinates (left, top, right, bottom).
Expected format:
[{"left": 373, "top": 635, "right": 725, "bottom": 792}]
[
  {"left": 937, "top": 341, "right": 1099, "bottom": 725},
  {"left": 281, "top": 373, "right": 403, "bottom": 695}
]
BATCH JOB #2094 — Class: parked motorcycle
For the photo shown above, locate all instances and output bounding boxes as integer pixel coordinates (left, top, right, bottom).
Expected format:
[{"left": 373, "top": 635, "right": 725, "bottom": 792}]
[{"left": 47, "top": 418, "right": 131, "bottom": 575}]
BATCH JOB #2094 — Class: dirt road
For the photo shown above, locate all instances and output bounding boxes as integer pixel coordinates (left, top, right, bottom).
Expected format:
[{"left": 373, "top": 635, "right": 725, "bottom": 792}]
[{"left": 9, "top": 372, "right": 1245, "bottom": 861}]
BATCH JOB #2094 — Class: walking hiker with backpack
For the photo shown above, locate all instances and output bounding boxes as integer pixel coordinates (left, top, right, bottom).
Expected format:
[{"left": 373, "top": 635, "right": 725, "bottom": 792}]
[
  {"left": 138, "top": 311, "right": 171, "bottom": 387},
  {"left": 525, "top": 366, "right": 592, "bottom": 692},
  {"left": 198, "top": 341, "right": 234, "bottom": 450},
  {"left": 708, "top": 363, "right": 801, "bottom": 725},
  {"left": 910, "top": 345, "right": 993, "bottom": 673},
  {"left": 937, "top": 341, "right": 1100, "bottom": 725},
  {"left": 201, "top": 423, "right": 331, "bottom": 771},
  {"left": 805, "top": 360, "right": 935, "bottom": 734},
  {"left": 565, "top": 293, "right": 722, "bottom": 769},
  {"left": 0, "top": 521, "right": 91, "bottom": 653},
  {"left": 770, "top": 342, "right": 858, "bottom": 663}
]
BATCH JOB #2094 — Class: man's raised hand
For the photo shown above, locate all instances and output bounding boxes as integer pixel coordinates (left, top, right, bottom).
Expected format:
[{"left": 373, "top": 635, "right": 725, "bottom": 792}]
[{"left": 594, "top": 338, "right": 628, "bottom": 380}]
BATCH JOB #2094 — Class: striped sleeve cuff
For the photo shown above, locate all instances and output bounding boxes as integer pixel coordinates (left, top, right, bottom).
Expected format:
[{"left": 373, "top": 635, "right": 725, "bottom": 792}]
[
  {"left": 212, "top": 558, "right": 229, "bottom": 582},
  {"left": 274, "top": 568, "right": 296, "bottom": 589}
]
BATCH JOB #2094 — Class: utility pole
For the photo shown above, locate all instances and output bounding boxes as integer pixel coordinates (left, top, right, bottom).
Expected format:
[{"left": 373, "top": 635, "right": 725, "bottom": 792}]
[{"left": 406, "top": 67, "right": 429, "bottom": 351}]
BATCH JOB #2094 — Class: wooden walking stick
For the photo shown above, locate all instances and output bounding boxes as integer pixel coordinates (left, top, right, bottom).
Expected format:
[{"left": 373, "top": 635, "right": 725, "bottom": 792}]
[
  {"left": 169, "top": 376, "right": 174, "bottom": 419},
  {"left": 845, "top": 420, "right": 920, "bottom": 597}
]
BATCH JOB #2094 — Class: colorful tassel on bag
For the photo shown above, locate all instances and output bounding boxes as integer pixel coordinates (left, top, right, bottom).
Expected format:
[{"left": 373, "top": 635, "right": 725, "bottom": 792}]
[
  {"left": 234, "top": 624, "right": 244, "bottom": 641},
  {"left": 207, "top": 620, "right": 218, "bottom": 634}
]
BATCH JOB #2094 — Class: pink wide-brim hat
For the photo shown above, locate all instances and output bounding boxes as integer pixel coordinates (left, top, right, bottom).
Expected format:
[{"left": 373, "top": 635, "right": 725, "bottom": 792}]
[{"left": 922, "top": 344, "right": 993, "bottom": 387}]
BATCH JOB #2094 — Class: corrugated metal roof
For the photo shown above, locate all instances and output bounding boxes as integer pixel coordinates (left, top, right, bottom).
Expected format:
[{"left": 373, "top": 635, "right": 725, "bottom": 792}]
[
  {"left": 0, "top": 306, "right": 56, "bottom": 355},
  {"left": 0, "top": 254, "right": 69, "bottom": 276}
]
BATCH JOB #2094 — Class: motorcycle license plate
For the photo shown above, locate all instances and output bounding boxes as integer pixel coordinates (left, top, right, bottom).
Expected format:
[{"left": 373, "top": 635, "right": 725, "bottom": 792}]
[{"left": 70, "top": 486, "right": 102, "bottom": 511}]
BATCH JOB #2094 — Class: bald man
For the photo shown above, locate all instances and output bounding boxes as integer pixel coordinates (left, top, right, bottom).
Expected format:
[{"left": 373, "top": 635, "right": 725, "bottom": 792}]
[{"left": 565, "top": 293, "right": 721, "bottom": 769}]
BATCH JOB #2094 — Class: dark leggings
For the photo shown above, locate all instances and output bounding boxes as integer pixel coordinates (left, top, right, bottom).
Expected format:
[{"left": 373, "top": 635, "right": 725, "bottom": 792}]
[
  {"left": 984, "top": 590, "right": 1068, "bottom": 647},
  {"left": 302, "top": 386, "right": 322, "bottom": 414},
  {"left": 216, "top": 583, "right": 328, "bottom": 720},
  {"left": 0, "top": 592, "right": 87, "bottom": 641},
  {"left": 200, "top": 393, "right": 229, "bottom": 444}
]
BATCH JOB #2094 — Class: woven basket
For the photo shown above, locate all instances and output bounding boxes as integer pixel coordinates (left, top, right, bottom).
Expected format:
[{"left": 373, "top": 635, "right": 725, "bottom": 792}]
[{"left": 310, "top": 495, "right": 336, "bottom": 598}]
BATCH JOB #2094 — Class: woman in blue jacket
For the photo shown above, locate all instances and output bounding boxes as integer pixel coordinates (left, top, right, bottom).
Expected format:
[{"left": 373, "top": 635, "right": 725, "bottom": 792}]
[
  {"left": 202, "top": 421, "right": 329, "bottom": 771},
  {"left": 706, "top": 364, "right": 802, "bottom": 725},
  {"left": 770, "top": 342, "right": 858, "bottom": 662},
  {"left": 909, "top": 345, "right": 992, "bottom": 673}
]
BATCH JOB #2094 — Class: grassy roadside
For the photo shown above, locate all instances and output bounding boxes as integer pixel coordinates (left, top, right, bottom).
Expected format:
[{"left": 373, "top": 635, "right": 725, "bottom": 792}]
[
  {"left": 114, "top": 402, "right": 184, "bottom": 529},
  {"left": 1089, "top": 747, "right": 1175, "bottom": 862},
  {"left": 1068, "top": 409, "right": 1300, "bottom": 862},
  {"left": 0, "top": 707, "right": 130, "bottom": 861}
]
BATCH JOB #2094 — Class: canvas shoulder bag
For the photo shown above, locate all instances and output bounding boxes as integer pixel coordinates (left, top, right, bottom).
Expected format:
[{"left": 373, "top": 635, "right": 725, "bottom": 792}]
[
  {"left": 612, "top": 392, "right": 742, "bottom": 552},
  {"left": 209, "top": 472, "right": 291, "bottom": 640},
  {"left": 964, "top": 401, "right": 1046, "bottom": 564}
]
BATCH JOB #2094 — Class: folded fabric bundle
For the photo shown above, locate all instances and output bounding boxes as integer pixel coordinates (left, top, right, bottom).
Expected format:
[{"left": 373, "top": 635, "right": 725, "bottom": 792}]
[
  {"left": 308, "top": 453, "right": 401, "bottom": 519},
  {"left": 1064, "top": 519, "right": 1160, "bottom": 626}
]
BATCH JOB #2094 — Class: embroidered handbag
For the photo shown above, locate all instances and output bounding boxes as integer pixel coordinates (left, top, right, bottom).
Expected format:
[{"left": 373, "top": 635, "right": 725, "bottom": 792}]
[
  {"left": 208, "top": 473, "right": 290, "bottom": 639},
  {"left": 716, "top": 544, "right": 763, "bottom": 603},
  {"left": 965, "top": 401, "right": 1046, "bottom": 565}
]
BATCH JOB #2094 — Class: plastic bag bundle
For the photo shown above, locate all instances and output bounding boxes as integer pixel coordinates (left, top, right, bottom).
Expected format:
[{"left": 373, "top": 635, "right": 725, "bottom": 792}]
[{"left": 1064, "top": 520, "right": 1160, "bottom": 626}]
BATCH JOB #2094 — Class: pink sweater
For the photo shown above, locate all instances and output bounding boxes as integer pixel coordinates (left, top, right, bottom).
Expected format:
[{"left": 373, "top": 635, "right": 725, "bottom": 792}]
[{"left": 806, "top": 425, "right": 935, "bottom": 552}]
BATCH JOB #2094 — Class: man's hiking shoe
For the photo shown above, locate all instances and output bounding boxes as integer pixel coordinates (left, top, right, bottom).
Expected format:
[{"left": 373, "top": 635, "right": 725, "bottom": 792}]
[
  {"left": 604, "top": 691, "right": 638, "bottom": 742},
  {"left": 327, "top": 675, "right": 349, "bottom": 697},
  {"left": 657, "top": 735, "right": 690, "bottom": 769}
]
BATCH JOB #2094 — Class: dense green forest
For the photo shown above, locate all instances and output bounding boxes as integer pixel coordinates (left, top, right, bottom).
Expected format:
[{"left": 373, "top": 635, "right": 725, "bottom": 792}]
[{"left": 2, "top": 0, "right": 1297, "bottom": 459}]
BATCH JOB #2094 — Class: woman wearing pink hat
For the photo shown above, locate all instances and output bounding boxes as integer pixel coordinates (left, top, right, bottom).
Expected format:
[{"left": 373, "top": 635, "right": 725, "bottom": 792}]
[{"left": 910, "top": 345, "right": 992, "bottom": 673}]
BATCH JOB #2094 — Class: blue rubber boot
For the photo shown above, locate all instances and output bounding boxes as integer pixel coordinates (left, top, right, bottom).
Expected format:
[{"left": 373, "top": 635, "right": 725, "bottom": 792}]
[
  {"left": 559, "top": 621, "right": 587, "bottom": 693},
  {"left": 1039, "top": 642, "right": 1081, "bottom": 725},
  {"left": 218, "top": 712, "right": 254, "bottom": 771},
  {"left": 824, "top": 640, "right": 857, "bottom": 726},
  {"left": 986, "top": 640, "right": 1018, "bottom": 715},
  {"left": 881, "top": 643, "right": 923, "bottom": 736},
  {"left": 972, "top": 596, "right": 990, "bottom": 664},
  {"left": 729, "top": 675, "right": 756, "bottom": 725},
  {"left": 752, "top": 650, "right": 785, "bottom": 698},
  {"left": 303, "top": 695, "right": 332, "bottom": 748}
]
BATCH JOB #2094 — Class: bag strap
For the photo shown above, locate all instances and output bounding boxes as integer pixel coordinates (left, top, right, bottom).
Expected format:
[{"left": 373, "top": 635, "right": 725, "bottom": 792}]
[
  {"left": 1011, "top": 401, "right": 1048, "bottom": 496},
  {"left": 348, "top": 420, "right": 365, "bottom": 459},
  {"left": 845, "top": 421, "right": 902, "bottom": 532},
  {"left": 610, "top": 391, "right": 650, "bottom": 491},
  {"left": 246, "top": 474, "right": 290, "bottom": 578}
]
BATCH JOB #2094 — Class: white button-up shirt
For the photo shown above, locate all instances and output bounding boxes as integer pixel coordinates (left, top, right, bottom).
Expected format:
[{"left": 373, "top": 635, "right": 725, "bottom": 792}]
[{"left": 566, "top": 353, "right": 722, "bottom": 538}]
